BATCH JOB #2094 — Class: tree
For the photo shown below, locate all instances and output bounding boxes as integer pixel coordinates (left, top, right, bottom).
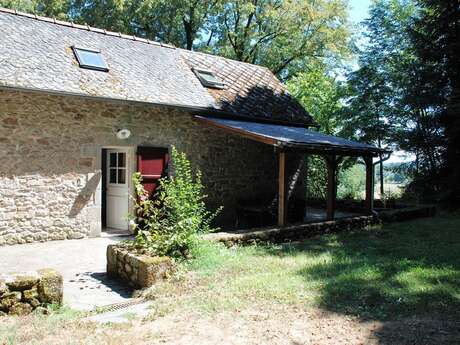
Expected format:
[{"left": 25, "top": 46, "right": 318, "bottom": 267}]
[
  {"left": 71, "top": 0, "right": 129, "bottom": 33},
  {"left": 71, "top": 0, "right": 222, "bottom": 50},
  {"left": 0, "top": 0, "right": 70, "bottom": 18},
  {"left": 287, "top": 62, "right": 354, "bottom": 200},
  {"left": 207, "top": 0, "right": 351, "bottom": 79},
  {"left": 287, "top": 62, "right": 347, "bottom": 134},
  {"left": 342, "top": 0, "right": 445, "bottom": 201},
  {"left": 412, "top": 0, "right": 460, "bottom": 206}
]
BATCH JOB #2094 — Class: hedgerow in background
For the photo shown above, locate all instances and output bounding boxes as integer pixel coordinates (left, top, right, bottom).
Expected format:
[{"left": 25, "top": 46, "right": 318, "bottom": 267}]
[{"left": 130, "top": 147, "right": 222, "bottom": 258}]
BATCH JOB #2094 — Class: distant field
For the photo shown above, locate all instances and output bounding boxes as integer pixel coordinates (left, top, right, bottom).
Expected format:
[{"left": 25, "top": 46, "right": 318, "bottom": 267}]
[{"left": 373, "top": 183, "right": 405, "bottom": 199}]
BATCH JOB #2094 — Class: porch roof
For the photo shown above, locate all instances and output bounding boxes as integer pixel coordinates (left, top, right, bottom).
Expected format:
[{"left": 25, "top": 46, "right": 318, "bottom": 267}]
[{"left": 195, "top": 116, "right": 388, "bottom": 156}]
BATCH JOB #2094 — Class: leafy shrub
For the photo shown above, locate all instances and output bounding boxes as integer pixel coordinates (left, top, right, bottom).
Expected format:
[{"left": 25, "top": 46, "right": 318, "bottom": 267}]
[
  {"left": 337, "top": 164, "right": 366, "bottom": 200},
  {"left": 306, "top": 155, "right": 328, "bottom": 199},
  {"left": 307, "top": 156, "right": 366, "bottom": 201},
  {"left": 129, "top": 147, "right": 222, "bottom": 258}
]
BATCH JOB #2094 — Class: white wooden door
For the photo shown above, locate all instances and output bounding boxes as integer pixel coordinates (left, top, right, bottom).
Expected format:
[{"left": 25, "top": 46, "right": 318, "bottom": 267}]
[{"left": 106, "top": 149, "right": 129, "bottom": 230}]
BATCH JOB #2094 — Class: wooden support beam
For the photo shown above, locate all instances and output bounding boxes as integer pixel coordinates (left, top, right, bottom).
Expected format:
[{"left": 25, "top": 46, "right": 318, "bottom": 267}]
[
  {"left": 326, "top": 155, "right": 338, "bottom": 221},
  {"left": 364, "top": 156, "right": 374, "bottom": 214},
  {"left": 278, "top": 150, "right": 286, "bottom": 227}
]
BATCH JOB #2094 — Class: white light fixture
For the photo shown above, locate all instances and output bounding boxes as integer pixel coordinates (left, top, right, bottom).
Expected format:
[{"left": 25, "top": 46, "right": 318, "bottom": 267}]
[{"left": 116, "top": 128, "right": 131, "bottom": 140}]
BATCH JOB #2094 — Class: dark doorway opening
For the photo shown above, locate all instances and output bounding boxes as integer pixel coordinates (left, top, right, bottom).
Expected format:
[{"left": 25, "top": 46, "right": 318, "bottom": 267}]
[{"left": 101, "top": 148, "right": 107, "bottom": 228}]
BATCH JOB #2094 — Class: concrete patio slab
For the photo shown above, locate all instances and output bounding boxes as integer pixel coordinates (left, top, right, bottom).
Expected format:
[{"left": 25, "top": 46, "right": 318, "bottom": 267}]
[{"left": 0, "top": 235, "right": 135, "bottom": 311}]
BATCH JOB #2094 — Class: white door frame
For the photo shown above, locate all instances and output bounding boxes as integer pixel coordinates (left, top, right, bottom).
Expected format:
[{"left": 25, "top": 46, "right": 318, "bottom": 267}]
[{"left": 102, "top": 146, "right": 136, "bottom": 231}]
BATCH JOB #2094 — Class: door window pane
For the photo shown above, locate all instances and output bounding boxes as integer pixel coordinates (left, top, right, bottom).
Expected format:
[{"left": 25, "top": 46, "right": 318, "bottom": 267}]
[
  {"left": 118, "top": 152, "right": 126, "bottom": 168},
  {"left": 109, "top": 153, "right": 117, "bottom": 167},
  {"left": 109, "top": 168, "right": 117, "bottom": 183},
  {"left": 118, "top": 169, "right": 126, "bottom": 184}
]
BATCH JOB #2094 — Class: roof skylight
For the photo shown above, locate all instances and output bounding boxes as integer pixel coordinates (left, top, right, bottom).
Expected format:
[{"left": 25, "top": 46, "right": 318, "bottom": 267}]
[
  {"left": 72, "top": 46, "right": 109, "bottom": 72},
  {"left": 193, "top": 68, "right": 224, "bottom": 89}
]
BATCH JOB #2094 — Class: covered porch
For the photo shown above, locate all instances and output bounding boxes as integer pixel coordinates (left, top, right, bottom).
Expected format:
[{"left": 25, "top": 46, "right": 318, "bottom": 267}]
[{"left": 195, "top": 115, "right": 390, "bottom": 228}]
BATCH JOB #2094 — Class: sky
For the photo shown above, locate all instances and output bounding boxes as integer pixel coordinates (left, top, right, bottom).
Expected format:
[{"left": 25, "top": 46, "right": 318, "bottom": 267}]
[{"left": 349, "top": 0, "right": 372, "bottom": 24}]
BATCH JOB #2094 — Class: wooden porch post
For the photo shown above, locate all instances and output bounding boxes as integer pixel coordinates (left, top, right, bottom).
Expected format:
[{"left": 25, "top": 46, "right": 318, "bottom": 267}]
[
  {"left": 278, "top": 150, "right": 286, "bottom": 227},
  {"left": 326, "top": 155, "right": 338, "bottom": 221},
  {"left": 364, "top": 156, "right": 374, "bottom": 214}
]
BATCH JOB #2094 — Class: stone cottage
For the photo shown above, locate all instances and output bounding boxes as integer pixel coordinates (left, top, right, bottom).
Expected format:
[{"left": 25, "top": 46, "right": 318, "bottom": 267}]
[{"left": 0, "top": 8, "right": 384, "bottom": 245}]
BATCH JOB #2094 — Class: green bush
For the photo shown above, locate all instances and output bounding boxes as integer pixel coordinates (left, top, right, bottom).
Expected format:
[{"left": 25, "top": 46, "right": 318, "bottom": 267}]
[
  {"left": 129, "top": 147, "right": 222, "bottom": 258},
  {"left": 337, "top": 164, "right": 365, "bottom": 200},
  {"left": 306, "top": 155, "right": 328, "bottom": 199},
  {"left": 307, "top": 156, "right": 366, "bottom": 201}
]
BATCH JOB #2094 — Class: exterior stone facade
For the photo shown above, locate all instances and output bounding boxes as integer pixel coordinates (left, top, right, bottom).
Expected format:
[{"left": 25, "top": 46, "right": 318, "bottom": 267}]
[{"left": 0, "top": 89, "right": 305, "bottom": 245}]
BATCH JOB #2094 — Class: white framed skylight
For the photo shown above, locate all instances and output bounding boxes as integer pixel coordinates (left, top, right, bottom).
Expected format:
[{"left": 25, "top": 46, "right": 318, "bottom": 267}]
[
  {"left": 72, "top": 46, "right": 109, "bottom": 72},
  {"left": 192, "top": 68, "right": 224, "bottom": 89}
]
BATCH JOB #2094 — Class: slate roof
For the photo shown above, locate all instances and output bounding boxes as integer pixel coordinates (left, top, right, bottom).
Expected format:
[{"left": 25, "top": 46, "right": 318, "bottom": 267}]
[
  {"left": 0, "top": 8, "right": 315, "bottom": 126},
  {"left": 181, "top": 50, "right": 312, "bottom": 125}
]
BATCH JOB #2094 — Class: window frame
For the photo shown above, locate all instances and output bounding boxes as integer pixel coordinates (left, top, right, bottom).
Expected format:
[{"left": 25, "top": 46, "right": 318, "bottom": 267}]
[
  {"left": 108, "top": 151, "right": 127, "bottom": 185},
  {"left": 72, "top": 46, "right": 109, "bottom": 72},
  {"left": 192, "top": 67, "right": 225, "bottom": 89}
]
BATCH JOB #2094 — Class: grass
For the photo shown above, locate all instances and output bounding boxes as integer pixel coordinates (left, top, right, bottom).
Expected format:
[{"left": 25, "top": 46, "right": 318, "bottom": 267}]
[
  {"left": 0, "top": 306, "right": 82, "bottom": 345},
  {"left": 1, "top": 215, "right": 459, "bottom": 344},
  {"left": 143, "top": 214, "right": 460, "bottom": 320}
]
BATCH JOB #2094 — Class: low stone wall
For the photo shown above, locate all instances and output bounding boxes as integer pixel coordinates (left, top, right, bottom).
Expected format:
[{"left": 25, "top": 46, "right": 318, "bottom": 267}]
[
  {"left": 0, "top": 268, "right": 63, "bottom": 316},
  {"left": 377, "top": 205, "right": 436, "bottom": 223},
  {"left": 206, "top": 215, "right": 378, "bottom": 246},
  {"left": 107, "top": 245, "right": 174, "bottom": 289}
]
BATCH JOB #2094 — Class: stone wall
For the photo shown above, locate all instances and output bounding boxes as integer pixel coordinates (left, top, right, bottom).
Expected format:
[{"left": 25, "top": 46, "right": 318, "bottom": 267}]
[
  {"left": 206, "top": 215, "right": 378, "bottom": 246},
  {"left": 377, "top": 205, "right": 436, "bottom": 223},
  {"left": 0, "top": 89, "right": 302, "bottom": 245},
  {"left": 0, "top": 268, "right": 63, "bottom": 316},
  {"left": 107, "top": 244, "right": 174, "bottom": 288}
]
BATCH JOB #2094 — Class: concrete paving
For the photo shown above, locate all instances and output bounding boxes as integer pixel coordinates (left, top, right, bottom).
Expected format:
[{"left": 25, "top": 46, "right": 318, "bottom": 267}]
[{"left": 0, "top": 235, "right": 135, "bottom": 311}]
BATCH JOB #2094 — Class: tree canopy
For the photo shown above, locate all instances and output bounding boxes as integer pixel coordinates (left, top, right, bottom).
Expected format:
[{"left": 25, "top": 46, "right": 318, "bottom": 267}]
[{"left": 340, "top": 0, "right": 458, "bottom": 203}]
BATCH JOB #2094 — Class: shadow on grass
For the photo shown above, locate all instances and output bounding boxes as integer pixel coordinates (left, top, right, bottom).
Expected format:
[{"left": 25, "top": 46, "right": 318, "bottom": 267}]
[{"left": 262, "top": 216, "right": 460, "bottom": 321}]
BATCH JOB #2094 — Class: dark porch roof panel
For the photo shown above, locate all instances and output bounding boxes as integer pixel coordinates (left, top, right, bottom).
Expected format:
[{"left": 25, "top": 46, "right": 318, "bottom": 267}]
[{"left": 196, "top": 116, "right": 387, "bottom": 156}]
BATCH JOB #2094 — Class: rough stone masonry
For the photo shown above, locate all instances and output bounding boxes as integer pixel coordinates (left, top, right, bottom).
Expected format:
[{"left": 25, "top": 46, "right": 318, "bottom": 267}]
[
  {"left": 0, "top": 268, "right": 63, "bottom": 316},
  {"left": 107, "top": 244, "right": 174, "bottom": 288},
  {"left": 0, "top": 90, "right": 306, "bottom": 245}
]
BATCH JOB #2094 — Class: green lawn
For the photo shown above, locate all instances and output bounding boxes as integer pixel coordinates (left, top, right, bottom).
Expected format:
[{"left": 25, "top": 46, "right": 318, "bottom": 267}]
[
  {"left": 2, "top": 215, "right": 460, "bottom": 344},
  {"left": 146, "top": 214, "right": 460, "bottom": 320}
]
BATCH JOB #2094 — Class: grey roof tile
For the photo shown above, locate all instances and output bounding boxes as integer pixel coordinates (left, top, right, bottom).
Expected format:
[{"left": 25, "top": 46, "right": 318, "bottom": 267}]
[{"left": 181, "top": 50, "right": 314, "bottom": 125}]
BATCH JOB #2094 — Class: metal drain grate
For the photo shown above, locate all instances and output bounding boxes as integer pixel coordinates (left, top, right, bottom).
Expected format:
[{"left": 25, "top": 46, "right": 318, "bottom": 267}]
[{"left": 90, "top": 298, "right": 147, "bottom": 314}]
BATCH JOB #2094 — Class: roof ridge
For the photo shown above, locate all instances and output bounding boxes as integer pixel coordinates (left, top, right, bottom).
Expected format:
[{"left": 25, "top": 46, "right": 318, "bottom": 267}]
[{"left": 0, "top": 6, "right": 175, "bottom": 49}]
